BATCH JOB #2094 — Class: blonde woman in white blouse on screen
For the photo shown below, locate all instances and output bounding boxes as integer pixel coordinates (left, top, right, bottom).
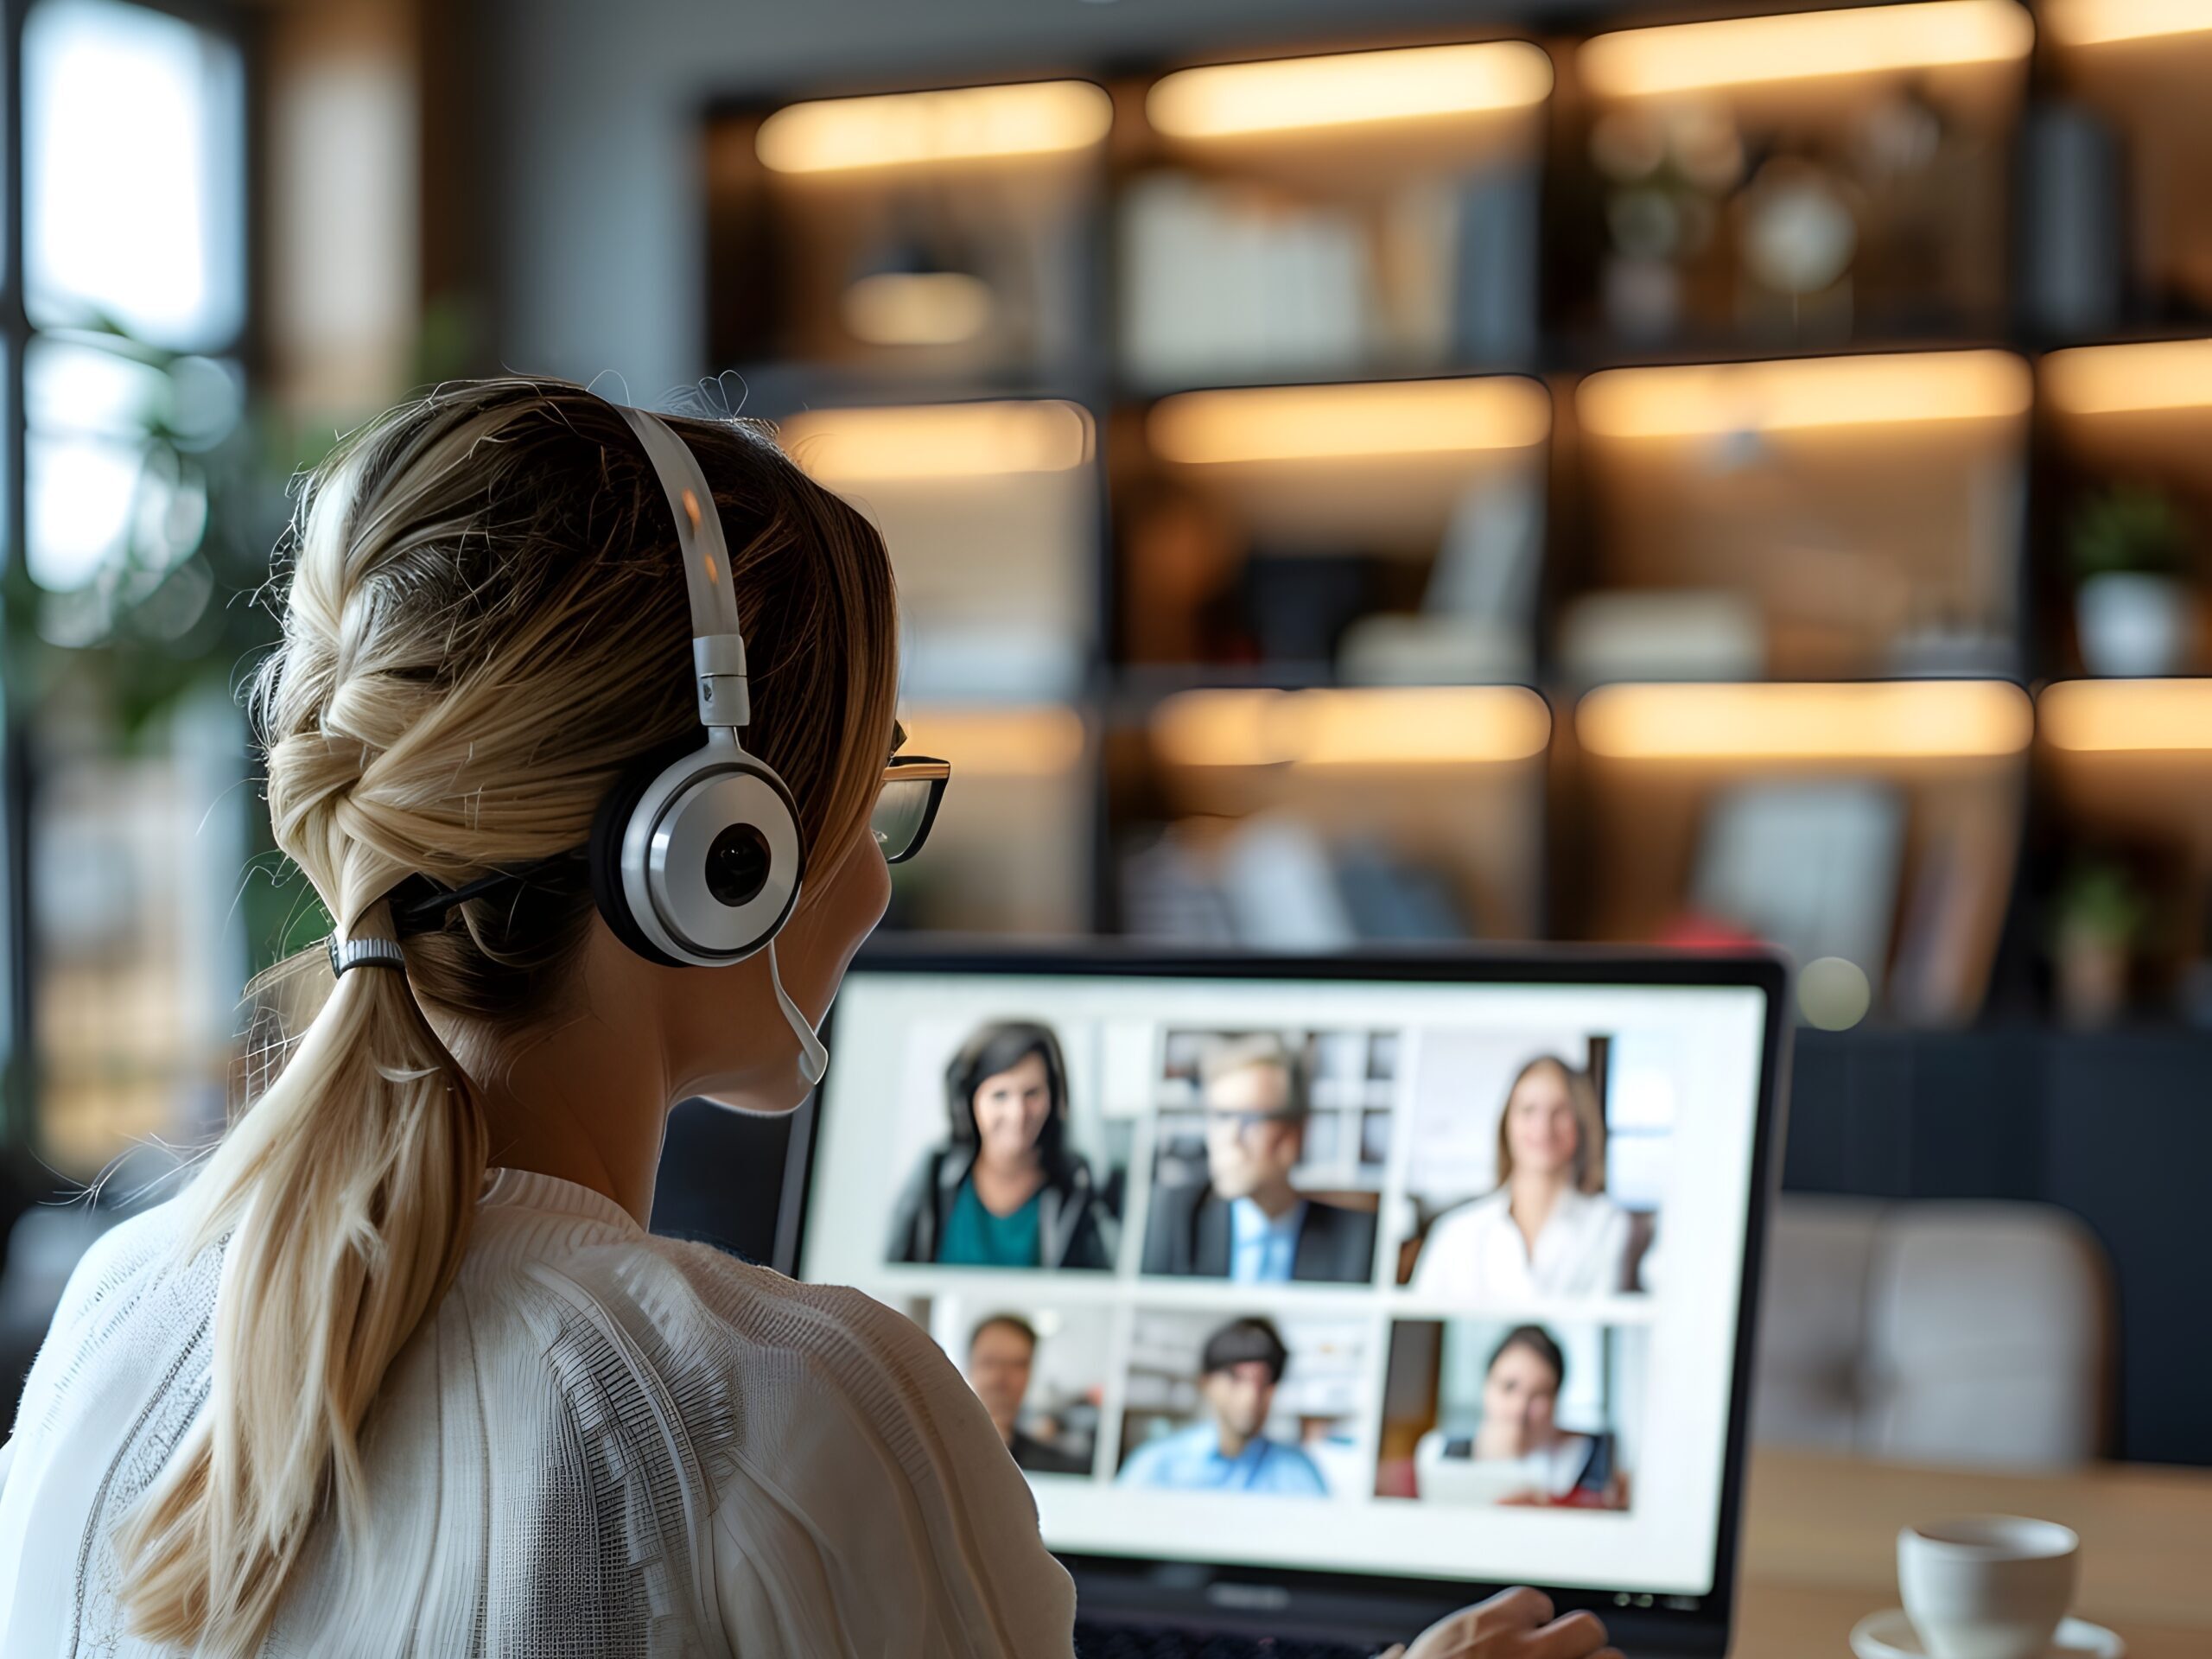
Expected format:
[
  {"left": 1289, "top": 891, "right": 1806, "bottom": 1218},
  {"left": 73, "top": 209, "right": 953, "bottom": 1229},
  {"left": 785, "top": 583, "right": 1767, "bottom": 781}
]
[
  {"left": 0, "top": 381, "right": 1618, "bottom": 1659},
  {"left": 1411, "top": 1056, "right": 1637, "bottom": 1300}
]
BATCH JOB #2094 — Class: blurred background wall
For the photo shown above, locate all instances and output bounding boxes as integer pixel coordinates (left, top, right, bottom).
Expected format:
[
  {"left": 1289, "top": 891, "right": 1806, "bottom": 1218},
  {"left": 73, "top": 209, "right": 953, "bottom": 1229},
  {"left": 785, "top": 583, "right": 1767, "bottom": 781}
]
[{"left": 2, "top": 0, "right": 2208, "bottom": 1465}]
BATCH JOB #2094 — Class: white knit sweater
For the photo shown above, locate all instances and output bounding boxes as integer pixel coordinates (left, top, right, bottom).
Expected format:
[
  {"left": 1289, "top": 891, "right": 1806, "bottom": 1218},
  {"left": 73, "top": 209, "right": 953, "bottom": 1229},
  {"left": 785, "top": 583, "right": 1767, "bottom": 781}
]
[{"left": 0, "top": 1167, "right": 1077, "bottom": 1656}]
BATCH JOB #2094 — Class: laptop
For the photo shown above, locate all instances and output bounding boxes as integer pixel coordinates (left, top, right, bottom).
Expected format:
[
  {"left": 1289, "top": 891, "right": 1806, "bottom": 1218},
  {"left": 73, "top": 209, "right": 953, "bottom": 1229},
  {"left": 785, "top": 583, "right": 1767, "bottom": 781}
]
[{"left": 779, "top": 944, "right": 1790, "bottom": 1657}]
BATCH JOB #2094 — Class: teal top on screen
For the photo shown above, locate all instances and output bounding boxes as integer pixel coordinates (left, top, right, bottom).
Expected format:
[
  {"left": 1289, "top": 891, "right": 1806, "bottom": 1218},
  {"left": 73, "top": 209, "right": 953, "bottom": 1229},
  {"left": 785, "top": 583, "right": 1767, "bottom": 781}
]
[{"left": 940, "top": 1178, "right": 1043, "bottom": 1268}]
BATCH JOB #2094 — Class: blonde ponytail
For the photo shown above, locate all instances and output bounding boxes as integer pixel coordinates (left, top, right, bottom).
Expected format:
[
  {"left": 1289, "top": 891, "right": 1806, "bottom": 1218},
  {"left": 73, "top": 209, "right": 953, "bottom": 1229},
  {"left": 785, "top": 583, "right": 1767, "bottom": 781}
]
[
  {"left": 116, "top": 903, "right": 486, "bottom": 1649},
  {"left": 111, "top": 378, "right": 900, "bottom": 1649}
]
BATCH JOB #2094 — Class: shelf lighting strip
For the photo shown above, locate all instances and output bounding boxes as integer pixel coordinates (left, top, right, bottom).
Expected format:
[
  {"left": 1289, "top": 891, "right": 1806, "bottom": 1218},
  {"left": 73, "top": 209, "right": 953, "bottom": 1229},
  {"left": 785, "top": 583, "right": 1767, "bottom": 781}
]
[
  {"left": 1577, "top": 350, "right": 2032, "bottom": 439},
  {"left": 2043, "top": 0, "right": 2212, "bottom": 47},
  {"left": 1149, "top": 378, "right": 1551, "bottom": 465},
  {"left": 898, "top": 707, "right": 1089, "bottom": 777},
  {"left": 1580, "top": 0, "right": 2033, "bottom": 99},
  {"left": 1577, "top": 682, "right": 2035, "bottom": 760},
  {"left": 756, "top": 80, "right": 1112, "bottom": 175},
  {"left": 1153, "top": 688, "right": 1553, "bottom": 769},
  {"left": 1147, "top": 41, "right": 1554, "bottom": 140},
  {"left": 2042, "top": 339, "right": 2212, "bottom": 416},
  {"left": 780, "top": 401, "right": 1094, "bottom": 483},
  {"left": 2039, "top": 680, "right": 2212, "bottom": 753}
]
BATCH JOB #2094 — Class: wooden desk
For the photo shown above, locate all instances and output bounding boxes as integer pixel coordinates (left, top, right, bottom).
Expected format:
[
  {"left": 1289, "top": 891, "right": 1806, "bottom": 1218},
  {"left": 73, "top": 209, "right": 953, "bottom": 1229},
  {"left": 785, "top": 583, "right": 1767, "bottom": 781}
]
[{"left": 1736, "top": 1449, "right": 2212, "bottom": 1657}]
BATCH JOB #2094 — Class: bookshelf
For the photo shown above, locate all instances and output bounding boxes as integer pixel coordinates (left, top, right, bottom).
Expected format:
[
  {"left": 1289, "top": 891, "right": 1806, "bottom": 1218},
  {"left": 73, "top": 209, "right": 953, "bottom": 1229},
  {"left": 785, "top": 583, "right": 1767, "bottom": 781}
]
[{"left": 702, "top": 4, "right": 2212, "bottom": 1027}]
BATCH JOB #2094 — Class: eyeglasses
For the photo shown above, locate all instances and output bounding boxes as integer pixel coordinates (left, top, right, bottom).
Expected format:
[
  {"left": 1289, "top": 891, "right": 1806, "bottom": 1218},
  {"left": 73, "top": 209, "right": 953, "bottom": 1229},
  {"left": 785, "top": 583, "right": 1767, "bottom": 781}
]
[
  {"left": 1205, "top": 1109, "right": 1303, "bottom": 1141},
  {"left": 874, "top": 754, "right": 950, "bottom": 865},
  {"left": 382, "top": 746, "right": 952, "bottom": 941}
]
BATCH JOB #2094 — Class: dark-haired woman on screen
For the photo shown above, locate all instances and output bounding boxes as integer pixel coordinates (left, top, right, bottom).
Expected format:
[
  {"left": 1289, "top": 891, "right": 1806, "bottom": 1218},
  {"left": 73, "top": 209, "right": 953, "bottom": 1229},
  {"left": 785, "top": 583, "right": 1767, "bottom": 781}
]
[
  {"left": 887, "top": 1020, "right": 1114, "bottom": 1270},
  {"left": 1454, "top": 1325, "right": 1627, "bottom": 1511}
]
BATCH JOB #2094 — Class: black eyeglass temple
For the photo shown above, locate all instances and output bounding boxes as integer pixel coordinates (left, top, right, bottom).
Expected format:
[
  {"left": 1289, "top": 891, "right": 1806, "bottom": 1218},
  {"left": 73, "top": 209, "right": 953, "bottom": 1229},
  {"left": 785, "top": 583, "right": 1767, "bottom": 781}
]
[{"left": 387, "top": 848, "right": 588, "bottom": 936}]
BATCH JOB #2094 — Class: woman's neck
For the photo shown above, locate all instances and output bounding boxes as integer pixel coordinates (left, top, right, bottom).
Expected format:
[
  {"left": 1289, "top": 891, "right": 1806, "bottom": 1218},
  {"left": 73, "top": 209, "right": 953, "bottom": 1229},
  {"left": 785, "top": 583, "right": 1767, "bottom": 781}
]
[
  {"left": 1508, "top": 1171, "right": 1572, "bottom": 1247},
  {"left": 972, "top": 1149, "right": 1045, "bottom": 1214},
  {"left": 464, "top": 998, "right": 673, "bottom": 1230}
]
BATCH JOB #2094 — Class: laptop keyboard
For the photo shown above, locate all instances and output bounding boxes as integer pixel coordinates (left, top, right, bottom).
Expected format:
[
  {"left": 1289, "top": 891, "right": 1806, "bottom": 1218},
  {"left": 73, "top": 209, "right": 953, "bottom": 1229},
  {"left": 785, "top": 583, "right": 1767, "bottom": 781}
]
[{"left": 1074, "top": 1619, "right": 1377, "bottom": 1658}]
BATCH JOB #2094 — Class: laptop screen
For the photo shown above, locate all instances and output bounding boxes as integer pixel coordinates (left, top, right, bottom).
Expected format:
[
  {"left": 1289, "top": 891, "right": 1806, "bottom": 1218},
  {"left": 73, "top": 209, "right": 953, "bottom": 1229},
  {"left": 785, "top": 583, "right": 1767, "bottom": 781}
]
[{"left": 796, "top": 960, "right": 1774, "bottom": 1602}]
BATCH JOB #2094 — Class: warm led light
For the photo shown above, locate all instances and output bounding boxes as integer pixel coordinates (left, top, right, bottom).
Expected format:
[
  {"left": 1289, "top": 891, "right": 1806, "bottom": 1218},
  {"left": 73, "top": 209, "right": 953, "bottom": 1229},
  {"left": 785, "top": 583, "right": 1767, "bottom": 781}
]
[
  {"left": 756, "top": 81, "right": 1112, "bottom": 174},
  {"left": 1581, "top": 0, "right": 2033, "bottom": 99},
  {"left": 781, "top": 401, "right": 1092, "bottom": 482},
  {"left": 902, "top": 707, "right": 1087, "bottom": 776},
  {"left": 2042, "top": 340, "right": 2212, "bottom": 416},
  {"left": 1578, "top": 682, "right": 2033, "bottom": 760},
  {"left": 842, "top": 272, "right": 995, "bottom": 346},
  {"left": 2041, "top": 679, "right": 2212, "bottom": 753},
  {"left": 1147, "top": 41, "right": 1553, "bottom": 140},
  {"left": 1149, "top": 378, "right": 1550, "bottom": 465},
  {"left": 1578, "top": 351, "right": 2031, "bottom": 439},
  {"left": 1154, "top": 687, "right": 1552, "bottom": 768},
  {"left": 2044, "top": 0, "right": 2212, "bottom": 46}
]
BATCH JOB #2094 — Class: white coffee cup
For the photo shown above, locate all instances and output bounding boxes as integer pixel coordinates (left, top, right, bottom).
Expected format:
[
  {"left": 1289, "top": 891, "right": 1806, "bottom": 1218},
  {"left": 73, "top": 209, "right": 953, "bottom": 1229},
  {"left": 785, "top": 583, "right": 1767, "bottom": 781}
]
[{"left": 1897, "top": 1516, "right": 2080, "bottom": 1659}]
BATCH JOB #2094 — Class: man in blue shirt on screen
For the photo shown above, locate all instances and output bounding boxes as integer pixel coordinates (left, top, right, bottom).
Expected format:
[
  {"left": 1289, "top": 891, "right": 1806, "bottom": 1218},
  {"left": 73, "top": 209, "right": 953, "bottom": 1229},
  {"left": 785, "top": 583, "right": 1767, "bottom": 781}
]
[
  {"left": 1141, "top": 1035, "right": 1378, "bottom": 1285},
  {"left": 1117, "top": 1317, "right": 1328, "bottom": 1496}
]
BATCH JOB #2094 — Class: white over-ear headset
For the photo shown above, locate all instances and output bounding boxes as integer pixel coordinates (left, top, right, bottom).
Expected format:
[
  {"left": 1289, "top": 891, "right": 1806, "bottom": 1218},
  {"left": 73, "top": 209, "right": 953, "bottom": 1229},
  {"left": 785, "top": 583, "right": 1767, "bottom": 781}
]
[{"left": 581, "top": 404, "right": 830, "bottom": 1085}]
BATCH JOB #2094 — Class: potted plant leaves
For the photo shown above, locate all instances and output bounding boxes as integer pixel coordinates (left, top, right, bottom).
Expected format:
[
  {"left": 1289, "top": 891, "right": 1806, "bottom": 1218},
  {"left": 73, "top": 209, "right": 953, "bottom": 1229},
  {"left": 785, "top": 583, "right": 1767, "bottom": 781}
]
[
  {"left": 2067, "top": 484, "right": 2198, "bottom": 677},
  {"left": 2050, "top": 858, "right": 2146, "bottom": 1027}
]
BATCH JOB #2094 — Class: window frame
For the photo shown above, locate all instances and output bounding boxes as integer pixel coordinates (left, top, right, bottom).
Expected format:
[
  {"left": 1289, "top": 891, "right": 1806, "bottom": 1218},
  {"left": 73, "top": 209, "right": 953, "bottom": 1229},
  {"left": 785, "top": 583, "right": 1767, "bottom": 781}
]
[{"left": 0, "top": 0, "right": 255, "bottom": 1154}]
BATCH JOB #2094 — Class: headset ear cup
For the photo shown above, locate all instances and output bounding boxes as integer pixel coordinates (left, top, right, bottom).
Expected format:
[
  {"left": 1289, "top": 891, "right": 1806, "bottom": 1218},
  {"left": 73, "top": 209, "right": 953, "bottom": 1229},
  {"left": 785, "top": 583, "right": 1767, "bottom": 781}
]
[
  {"left": 588, "top": 745, "right": 690, "bottom": 968},
  {"left": 650, "top": 758, "right": 804, "bottom": 961},
  {"left": 591, "top": 737, "right": 809, "bottom": 967}
]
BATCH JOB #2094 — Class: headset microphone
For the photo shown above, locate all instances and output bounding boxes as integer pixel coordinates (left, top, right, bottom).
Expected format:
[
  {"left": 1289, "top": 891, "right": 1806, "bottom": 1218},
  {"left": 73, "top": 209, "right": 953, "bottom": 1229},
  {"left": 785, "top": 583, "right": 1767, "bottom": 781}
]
[{"left": 770, "top": 939, "right": 830, "bottom": 1087}]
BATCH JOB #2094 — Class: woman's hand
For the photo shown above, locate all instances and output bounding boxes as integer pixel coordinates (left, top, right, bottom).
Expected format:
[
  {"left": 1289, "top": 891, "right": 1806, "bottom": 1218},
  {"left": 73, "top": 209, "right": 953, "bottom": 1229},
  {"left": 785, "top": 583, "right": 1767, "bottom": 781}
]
[{"left": 1378, "top": 1587, "right": 1621, "bottom": 1659}]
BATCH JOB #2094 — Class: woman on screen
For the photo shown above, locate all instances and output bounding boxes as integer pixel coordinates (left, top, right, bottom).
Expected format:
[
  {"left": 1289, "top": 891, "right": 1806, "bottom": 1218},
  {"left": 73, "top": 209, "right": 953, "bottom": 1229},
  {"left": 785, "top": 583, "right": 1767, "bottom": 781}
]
[
  {"left": 1411, "top": 1056, "right": 1636, "bottom": 1300},
  {"left": 887, "top": 1020, "right": 1113, "bottom": 1270},
  {"left": 1417, "top": 1326, "right": 1624, "bottom": 1510}
]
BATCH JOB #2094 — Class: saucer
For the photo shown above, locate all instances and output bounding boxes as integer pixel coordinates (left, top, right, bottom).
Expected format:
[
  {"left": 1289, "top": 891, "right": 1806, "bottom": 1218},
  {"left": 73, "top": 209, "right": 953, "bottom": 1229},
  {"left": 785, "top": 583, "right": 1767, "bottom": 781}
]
[{"left": 1850, "top": 1609, "right": 2126, "bottom": 1659}]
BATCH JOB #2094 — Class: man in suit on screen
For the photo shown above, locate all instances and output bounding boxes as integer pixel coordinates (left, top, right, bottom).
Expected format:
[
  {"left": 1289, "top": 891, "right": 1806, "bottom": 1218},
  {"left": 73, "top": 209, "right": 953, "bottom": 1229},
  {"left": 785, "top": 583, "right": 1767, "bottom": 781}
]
[{"left": 1141, "top": 1034, "right": 1378, "bottom": 1285}]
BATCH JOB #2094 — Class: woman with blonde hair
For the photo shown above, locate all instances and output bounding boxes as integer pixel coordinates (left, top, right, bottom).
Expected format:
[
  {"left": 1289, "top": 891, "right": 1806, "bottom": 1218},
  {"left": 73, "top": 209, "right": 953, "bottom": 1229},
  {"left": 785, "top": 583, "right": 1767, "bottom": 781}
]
[
  {"left": 0, "top": 379, "right": 1614, "bottom": 1659},
  {"left": 1412, "top": 1056, "right": 1637, "bottom": 1301}
]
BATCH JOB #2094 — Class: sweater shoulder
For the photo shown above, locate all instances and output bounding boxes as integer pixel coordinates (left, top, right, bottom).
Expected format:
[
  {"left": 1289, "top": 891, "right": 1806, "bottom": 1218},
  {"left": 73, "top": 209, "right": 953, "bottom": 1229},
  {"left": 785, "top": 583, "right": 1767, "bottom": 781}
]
[
  {"left": 536, "top": 1231, "right": 971, "bottom": 1453},
  {"left": 638, "top": 1236, "right": 958, "bottom": 1410},
  {"left": 40, "top": 1193, "right": 213, "bottom": 1351}
]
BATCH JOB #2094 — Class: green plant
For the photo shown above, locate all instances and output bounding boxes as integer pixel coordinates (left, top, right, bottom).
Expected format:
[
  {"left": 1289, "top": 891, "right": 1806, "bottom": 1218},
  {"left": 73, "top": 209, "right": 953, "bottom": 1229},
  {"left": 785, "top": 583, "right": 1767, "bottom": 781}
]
[
  {"left": 2066, "top": 484, "right": 2196, "bottom": 584},
  {"left": 2051, "top": 859, "right": 2148, "bottom": 950},
  {"left": 1, "top": 317, "right": 325, "bottom": 974},
  {"left": 2, "top": 320, "right": 301, "bottom": 727}
]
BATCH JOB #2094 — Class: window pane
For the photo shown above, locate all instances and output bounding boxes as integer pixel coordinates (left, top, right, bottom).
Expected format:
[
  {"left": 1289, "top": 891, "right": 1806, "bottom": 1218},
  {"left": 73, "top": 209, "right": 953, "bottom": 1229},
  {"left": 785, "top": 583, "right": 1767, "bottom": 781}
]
[
  {"left": 25, "top": 431, "right": 140, "bottom": 593},
  {"left": 24, "top": 0, "right": 245, "bottom": 350},
  {"left": 22, "top": 334, "right": 230, "bottom": 594},
  {"left": 33, "top": 692, "right": 248, "bottom": 1178}
]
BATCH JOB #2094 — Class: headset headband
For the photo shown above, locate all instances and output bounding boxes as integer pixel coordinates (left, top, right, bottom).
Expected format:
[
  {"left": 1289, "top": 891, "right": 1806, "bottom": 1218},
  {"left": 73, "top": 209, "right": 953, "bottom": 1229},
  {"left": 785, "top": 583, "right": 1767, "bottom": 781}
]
[
  {"left": 607, "top": 404, "right": 751, "bottom": 734},
  {"left": 386, "top": 397, "right": 766, "bottom": 940},
  {"left": 367, "top": 391, "right": 822, "bottom": 1077}
]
